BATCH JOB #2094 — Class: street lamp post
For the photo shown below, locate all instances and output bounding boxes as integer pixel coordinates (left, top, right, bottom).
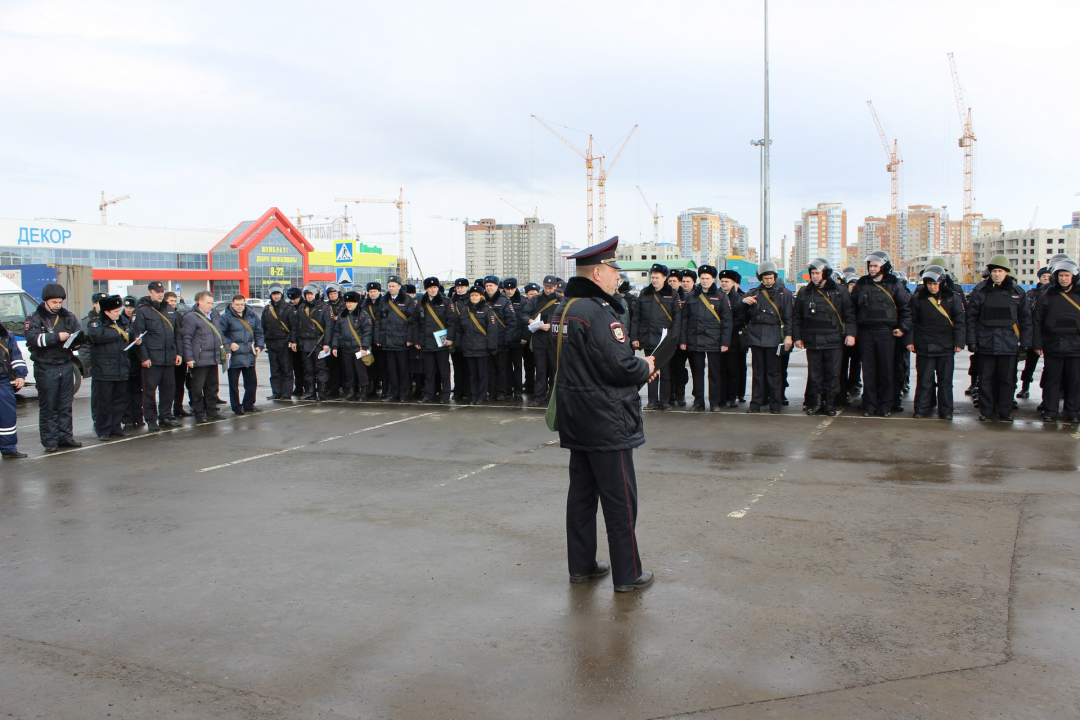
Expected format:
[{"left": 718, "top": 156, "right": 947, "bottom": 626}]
[{"left": 763, "top": 0, "right": 771, "bottom": 264}]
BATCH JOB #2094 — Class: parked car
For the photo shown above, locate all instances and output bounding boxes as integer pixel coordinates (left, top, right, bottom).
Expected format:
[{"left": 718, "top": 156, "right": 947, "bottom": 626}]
[{"left": 0, "top": 276, "right": 87, "bottom": 393}]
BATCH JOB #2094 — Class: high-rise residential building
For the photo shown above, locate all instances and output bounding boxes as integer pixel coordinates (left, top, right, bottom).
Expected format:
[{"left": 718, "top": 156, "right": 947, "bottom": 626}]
[
  {"left": 1071, "top": 211, "right": 1079, "bottom": 229},
  {"left": 895, "top": 205, "right": 949, "bottom": 262},
  {"left": 947, "top": 214, "right": 1001, "bottom": 255},
  {"left": 677, "top": 207, "right": 746, "bottom": 266},
  {"left": 464, "top": 216, "right": 556, "bottom": 283},
  {"left": 974, "top": 228, "right": 1080, "bottom": 285},
  {"left": 792, "top": 203, "right": 846, "bottom": 280},
  {"left": 616, "top": 242, "right": 682, "bottom": 264},
  {"left": 555, "top": 244, "right": 579, "bottom": 280}
]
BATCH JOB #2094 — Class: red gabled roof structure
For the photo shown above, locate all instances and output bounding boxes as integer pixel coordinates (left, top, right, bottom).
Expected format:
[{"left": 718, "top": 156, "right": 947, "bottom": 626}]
[{"left": 210, "top": 207, "right": 313, "bottom": 296}]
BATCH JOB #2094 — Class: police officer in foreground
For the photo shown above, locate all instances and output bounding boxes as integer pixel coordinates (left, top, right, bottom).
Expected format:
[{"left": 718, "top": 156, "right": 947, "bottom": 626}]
[
  {"left": 521, "top": 274, "right": 563, "bottom": 407},
  {"left": 0, "top": 319, "right": 29, "bottom": 458},
  {"left": 1032, "top": 258, "right": 1080, "bottom": 423},
  {"left": 1019, "top": 266, "right": 1051, "bottom": 399},
  {"left": 285, "top": 287, "right": 306, "bottom": 397},
  {"left": 554, "top": 236, "right": 657, "bottom": 593},
  {"left": 132, "top": 281, "right": 183, "bottom": 431},
  {"left": 742, "top": 261, "right": 792, "bottom": 414},
  {"left": 25, "top": 283, "right": 84, "bottom": 451},
  {"left": 262, "top": 283, "right": 294, "bottom": 400},
  {"left": 906, "top": 265, "right": 966, "bottom": 420},
  {"left": 851, "top": 251, "right": 911, "bottom": 417},
  {"left": 792, "top": 259, "right": 856, "bottom": 416},
  {"left": 82, "top": 291, "right": 106, "bottom": 435}
]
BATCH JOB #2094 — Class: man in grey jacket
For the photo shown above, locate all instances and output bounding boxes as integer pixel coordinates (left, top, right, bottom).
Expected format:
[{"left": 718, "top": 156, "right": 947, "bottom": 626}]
[{"left": 181, "top": 291, "right": 226, "bottom": 423}]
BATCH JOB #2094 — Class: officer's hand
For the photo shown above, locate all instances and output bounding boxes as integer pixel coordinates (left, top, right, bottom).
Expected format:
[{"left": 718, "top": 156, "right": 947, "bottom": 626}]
[
  {"left": 631, "top": 340, "right": 640, "bottom": 349},
  {"left": 230, "top": 343, "right": 239, "bottom": 351},
  {"left": 892, "top": 329, "right": 904, "bottom": 337},
  {"left": 141, "top": 359, "right": 151, "bottom": 368},
  {"left": 955, "top": 347, "right": 964, "bottom": 354},
  {"left": 784, "top": 337, "right": 793, "bottom": 351},
  {"left": 679, "top": 343, "right": 687, "bottom": 351},
  {"left": 540, "top": 323, "right": 551, "bottom": 331},
  {"left": 187, "top": 360, "right": 194, "bottom": 368},
  {"left": 644, "top": 355, "right": 656, "bottom": 377},
  {"left": 520, "top": 339, "right": 527, "bottom": 345},
  {"left": 721, "top": 346, "right": 729, "bottom": 353},
  {"left": 906, "top": 344, "right": 915, "bottom": 353},
  {"left": 444, "top": 340, "right": 453, "bottom": 346},
  {"left": 58, "top": 331, "right": 70, "bottom": 341},
  {"left": 845, "top": 335, "right": 856, "bottom": 347},
  {"left": 332, "top": 349, "right": 338, "bottom": 357},
  {"left": 134, "top": 337, "right": 142, "bottom": 345},
  {"left": 289, "top": 343, "right": 297, "bottom": 351},
  {"left": 174, "top": 355, "right": 182, "bottom": 366},
  {"left": 1037, "top": 349, "right": 1044, "bottom": 356},
  {"left": 322, "top": 345, "right": 330, "bottom": 354},
  {"left": 743, "top": 296, "right": 757, "bottom": 305},
  {"left": 794, "top": 340, "right": 804, "bottom": 349},
  {"left": 12, "top": 378, "right": 24, "bottom": 390}
]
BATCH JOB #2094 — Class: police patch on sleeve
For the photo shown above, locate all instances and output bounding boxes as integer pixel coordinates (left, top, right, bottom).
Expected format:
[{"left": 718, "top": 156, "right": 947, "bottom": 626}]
[{"left": 610, "top": 322, "right": 626, "bottom": 343}]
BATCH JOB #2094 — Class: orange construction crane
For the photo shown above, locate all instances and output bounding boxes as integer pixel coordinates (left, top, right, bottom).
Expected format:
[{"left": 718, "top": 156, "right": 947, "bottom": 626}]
[
  {"left": 636, "top": 186, "right": 661, "bottom": 243},
  {"left": 866, "top": 101, "right": 902, "bottom": 216},
  {"left": 500, "top": 198, "right": 541, "bottom": 220},
  {"left": 532, "top": 115, "right": 596, "bottom": 244},
  {"left": 595, "top": 125, "right": 638, "bottom": 240},
  {"left": 294, "top": 209, "right": 314, "bottom": 229},
  {"left": 335, "top": 188, "right": 409, "bottom": 279},
  {"left": 948, "top": 52, "right": 977, "bottom": 250},
  {"left": 99, "top": 191, "right": 130, "bottom": 225}
]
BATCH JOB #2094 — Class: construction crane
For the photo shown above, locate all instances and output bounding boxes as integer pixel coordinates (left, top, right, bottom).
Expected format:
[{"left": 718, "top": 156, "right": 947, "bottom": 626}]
[
  {"left": 595, "top": 125, "right": 638, "bottom": 240},
  {"left": 532, "top": 115, "right": 596, "bottom": 244},
  {"left": 948, "top": 52, "right": 977, "bottom": 250},
  {"left": 335, "top": 188, "right": 409, "bottom": 279},
  {"left": 636, "top": 186, "right": 661, "bottom": 243},
  {"left": 99, "top": 191, "right": 130, "bottom": 225},
  {"left": 294, "top": 209, "right": 314, "bottom": 229},
  {"left": 500, "top": 198, "right": 541, "bottom": 220},
  {"left": 866, "top": 101, "right": 902, "bottom": 216}
]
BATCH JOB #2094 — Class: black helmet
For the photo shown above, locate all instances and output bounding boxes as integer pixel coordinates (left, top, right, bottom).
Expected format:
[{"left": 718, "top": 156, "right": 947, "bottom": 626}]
[
  {"left": 807, "top": 257, "right": 833, "bottom": 280},
  {"left": 921, "top": 265, "right": 946, "bottom": 284},
  {"left": 842, "top": 266, "right": 857, "bottom": 277},
  {"left": 756, "top": 261, "right": 778, "bottom": 280}
]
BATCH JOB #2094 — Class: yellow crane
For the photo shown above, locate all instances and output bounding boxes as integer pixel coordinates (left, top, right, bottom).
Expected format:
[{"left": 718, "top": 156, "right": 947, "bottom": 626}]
[
  {"left": 532, "top": 115, "right": 596, "bottom": 244},
  {"left": 636, "top": 186, "right": 661, "bottom": 243},
  {"left": 500, "top": 198, "right": 541, "bottom": 220},
  {"left": 595, "top": 125, "right": 638, "bottom": 240},
  {"left": 99, "top": 191, "right": 130, "bottom": 225},
  {"left": 948, "top": 52, "right": 977, "bottom": 250},
  {"left": 866, "top": 101, "right": 902, "bottom": 216},
  {"left": 294, "top": 209, "right": 314, "bottom": 229},
  {"left": 335, "top": 188, "right": 409, "bottom": 279}
]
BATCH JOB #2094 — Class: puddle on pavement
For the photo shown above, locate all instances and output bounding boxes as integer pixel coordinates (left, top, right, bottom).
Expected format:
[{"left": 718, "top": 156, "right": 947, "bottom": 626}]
[{"left": 874, "top": 465, "right": 953, "bottom": 484}]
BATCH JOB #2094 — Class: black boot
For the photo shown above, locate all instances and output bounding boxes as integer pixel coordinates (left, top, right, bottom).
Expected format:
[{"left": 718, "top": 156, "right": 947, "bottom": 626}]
[
  {"left": 804, "top": 393, "right": 821, "bottom": 416},
  {"left": 823, "top": 394, "right": 837, "bottom": 416},
  {"left": 1017, "top": 381, "right": 1030, "bottom": 399}
]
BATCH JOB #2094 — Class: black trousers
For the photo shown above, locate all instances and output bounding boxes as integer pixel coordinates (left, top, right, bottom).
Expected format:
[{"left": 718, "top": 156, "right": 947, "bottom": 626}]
[
  {"left": 806, "top": 347, "right": 842, "bottom": 396},
  {"left": 325, "top": 353, "right": 342, "bottom": 397},
  {"left": 173, "top": 364, "right": 189, "bottom": 415},
  {"left": 93, "top": 378, "right": 127, "bottom": 437},
  {"left": 123, "top": 370, "right": 143, "bottom": 424},
  {"left": 467, "top": 355, "right": 489, "bottom": 402},
  {"left": 90, "top": 371, "right": 99, "bottom": 434},
  {"left": 189, "top": 365, "right": 220, "bottom": 418},
  {"left": 142, "top": 363, "right": 176, "bottom": 424},
  {"left": 488, "top": 350, "right": 507, "bottom": 399},
  {"left": 36, "top": 362, "right": 75, "bottom": 448},
  {"left": 977, "top": 353, "right": 1018, "bottom": 416},
  {"left": 721, "top": 347, "right": 746, "bottom": 402},
  {"left": 750, "top": 346, "right": 783, "bottom": 410},
  {"left": 523, "top": 345, "right": 536, "bottom": 390},
  {"left": 506, "top": 345, "right": 524, "bottom": 395},
  {"left": 266, "top": 340, "right": 293, "bottom": 397},
  {"left": 291, "top": 345, "right": 306, "bottom": 395},
  {"left": 670, "top": 348, "right": 689, "bottom": 402},
  {"left": 533, "top": 344, "right": 555, "bottom": 400},
  {"left": 644, "top": 345, "right": 672, "bottom": 405},
  {"left": 1040, "top": 355, "right": 1080, "bottom": 416},
  {"left": 1020, "top": 349, "right": 1041, "bottom": 384},
  {"left": 301, "top": 344, "right": 329, "bottom": 396},
  {"left": 423, "top": 350, "right": 451, "bottom": 400},
  {"left": 228, "top": 366, "right": 258, "bottom": 411},
  {"left": 688, "top": 350, "right": 723, "bottom": 407},
  {"left": 780, "top": 351, "right": 790, "bottom": 395},
  {"left": 368, "top": 346, "right": 386, "bottom": 395},
  {"left": 452, "top": 347, "right": 471, "bottom": 400},
  {"left": 342, "top": 353, "right": 369, "bottom": 393},
  {"left": 841, "top": 345, "right": 861, "bottom": 393},
  {"left": 384, "top": 349, "right": 409, "bottom": 401},
  {"left": 914, "top": 354, "right": 954, "bottom": 415},
  {"left": 893, "top": 342, "right": 910, "bottom": 402},
  {"left": 858, "top": 327, "right": 895, "bottom": 414},
  {"left": 567, "top": 449, "right": 642, "bottom": 586}
]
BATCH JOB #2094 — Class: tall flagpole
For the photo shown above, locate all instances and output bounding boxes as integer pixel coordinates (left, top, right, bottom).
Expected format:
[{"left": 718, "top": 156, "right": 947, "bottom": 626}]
[{"left": 763, "top": 0, "right": 771, "bottom": 264}]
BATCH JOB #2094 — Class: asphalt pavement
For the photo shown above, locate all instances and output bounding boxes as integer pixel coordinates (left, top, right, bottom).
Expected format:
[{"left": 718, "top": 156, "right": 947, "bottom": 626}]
[{"left": 2, "top": 352, "right": 1078, "bottom": 719}]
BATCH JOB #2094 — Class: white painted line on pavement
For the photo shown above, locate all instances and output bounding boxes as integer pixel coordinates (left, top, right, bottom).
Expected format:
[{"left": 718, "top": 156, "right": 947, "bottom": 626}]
[
  {"left": 196, "top": 412, "right": 437, "bottom": 473},
  {"left": 435, "top": 462, "right": 499, "bottom": 488},
  {"left": 811, "top": 416, "right": 836, "bottom": 435},
  {"left": 727, "top": 473, "right": 783, "bottom": 519}
]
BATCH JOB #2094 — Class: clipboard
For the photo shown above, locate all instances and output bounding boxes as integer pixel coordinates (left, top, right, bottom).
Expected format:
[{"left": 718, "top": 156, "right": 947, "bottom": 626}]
[{"left": 650, "top": 327, "right": 679, "bottom": 367}]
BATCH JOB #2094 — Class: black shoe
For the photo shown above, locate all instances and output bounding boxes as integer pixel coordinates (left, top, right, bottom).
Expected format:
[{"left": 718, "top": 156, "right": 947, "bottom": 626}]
[
  {"left": 317, "top": 394, "right": 328, "bottom": 402},
  {"left": 747, "top": 406, "right": 761, "bottom": 413},
  {"left": 160, "top": 418, "right": 181, "bottom": 428},
  {"left": 964, "top": 384, "right": 976, "bottom": 396},
  {"left": 111, "top": 428, "right": 130, "bottom": 438},
  {"left": 804, "top": 394, "right": 821, "bottom": 416},
  {"left": 780, "top": 396, "right": 789, "bottom": 406},
  {"left": 245, "top": 405, "right": 262, "bottom": 413},
  {"left": 2, "top": 451, "right": 28, "bottom": 459},
  {"left": 738, "top": 396, "right": 746, "bottom": 403},
  {"left": 98, "top": 435, "right": 113, "bottom": 442},
  {"left": 675, "top": 400, "right": 687, "bottom": 407},
  {"left": 569, "top": 561, "right": 610, "bottom": 584},
  {"left": 302, "top": 392, "right": 316, "bottom": 400},
  {"left": 1012, "top": 400, "right": 1019, "bottom": 410},
  {"left": 978, "top": 414, "right": 991, "bottom": 422},
  {"left": 862, "top": 410, "right": 873, "bottom": 417},
  {"left": 267, "top": 394, "right": 281, "bottom": 401},
  {"left": 891, "top": 404, "right": 904, "bottom": 413},
  {"left": 1000, "top": 413, "right": 1014, "bottom": 422},
  {"left": 58, "top": 440, "right": 83, "bottom": 448},
  {"left": 1043, "top": 413, "right": 1058, "bottom": 422},
  {"left": 728, "top": 399, "right": 738, "bottom": 408},
  {"left": 175, "top": 408, "right": 193, "bottom": 417},
  {"left": 195, "top": 414, "right": 209, "bottom": 424},
  {"left": 658, "top": 403, "right": 670, "bottom": 410},
  {"left": 420, "top": 396, "right": 434, "bottom": 404},
  {"left": 1069, "top": 413, "right": 1080, "bottom": 424},
  {"left": 643, "top": 402, "right": 658, "bottom": 410},
  {"left": 880, "top": 410, "right": 891, "bottom": 418},
  {"left": 912, "top": 413, "right": 925, "bottom": 419},
  {"left": 614, "top": 570, "right": 654, "bottom": 593},
  {"left": 44, "top": 446, "right": 59, "bottom": 453},
  {"left": 710, "top": 404, "right": 720, "bottom": 412},
  {"left": 691, "top": 403, "right": 705, "bottom": 412},
  {"left": 769, "top": 406, "right": 781, "bottom": 414},
  {"left": 939, "top": 413, "right": 953, "bottom": 420},
  {"left": 207, "top": 411, "right": 226, "bottom": 421},
  {"left": 146, "top": 422, "right": 160, "bottom": 432},
  {"left": 1017, "top": 382, "right": 1030, "bottom": 399}
]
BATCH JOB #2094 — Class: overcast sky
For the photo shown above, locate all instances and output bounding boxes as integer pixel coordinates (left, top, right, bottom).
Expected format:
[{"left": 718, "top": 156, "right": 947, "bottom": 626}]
[{"left": 2, "top": 0, "right": 1077, "bottom": 278}]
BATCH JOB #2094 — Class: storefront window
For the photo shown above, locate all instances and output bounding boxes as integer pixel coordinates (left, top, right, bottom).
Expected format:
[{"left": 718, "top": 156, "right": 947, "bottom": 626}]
[{"left": 248, "top": 230, "right": 303, "bottom": 298}]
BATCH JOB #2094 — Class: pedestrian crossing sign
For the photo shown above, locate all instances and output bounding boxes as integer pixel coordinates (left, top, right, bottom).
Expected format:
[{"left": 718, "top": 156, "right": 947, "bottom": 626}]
[
  {"left": 336, "top": 266, "right": 353, "bottom": 285},
  {"left": 335, "top": 241, "right": 354, "bottom": 264}
]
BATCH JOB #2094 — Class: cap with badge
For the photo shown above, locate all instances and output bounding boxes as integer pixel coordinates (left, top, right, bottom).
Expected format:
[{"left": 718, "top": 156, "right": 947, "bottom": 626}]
[
  {"left": 682, "top": 268, "right": 697, "bottom": 281},
  {"left": 387, "top": 275, "right": 403, "bottom": 285},
  {"left": 454, "top": 277, "right": 470, "bottom": 288},
  {"left": 147, "top": 281, "right": 165, "bottom": 292},
  {"left": 717, "top": 269, "right": 741, "bottom": 284},
  {"left": 91, "top": 292, "right": 108, "bottom": 305},
  {"left": 483, "top": 275, "right": 501, "bottom": 286},
  {"left": 698, "top": 265, "right": 718, "bottom": 278},
  {"left": 502, "top": 277, "right": 518, "bottom": 290},
  {"left": 650, "top": 263, "right": 669, "bottom": 276},
  {"left": 404, "top": 283, "right": 417, "bottom": 294},
  {"left": 286, "top": 287, "right": 302, "bottom": 300},
  {"left": 123, "top": 295, "right": 137, "bottom": 308},
  {"left": 366, "top": 281, "right": 382, "bottom": 292},
  {"left": 568, "top": 236, "right": 621, "bottom": 269},
  {"left": 100, "top": 295, "right": 124, "bottom": 312},
  {"left": 543, "top": 275, "right": 558, "bottom": 287},
  {"left": 524, "top": 282, "right": 541, "bottom": 293},
  {"left": 343, "top": 291, "right": 362, "bottom": 303},
  {"left": 424, "top": 276, "right": 441, "bottom": 289},
  {"left": 669, "top": 268, "right": 683, "bottom": 280}
]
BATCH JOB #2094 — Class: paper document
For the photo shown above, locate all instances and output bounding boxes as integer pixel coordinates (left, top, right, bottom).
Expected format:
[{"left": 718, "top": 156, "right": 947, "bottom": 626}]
[
  {"left": 62, "top": 330, "right": 80, "bottom": 349},
  {"left": 528, "top": 314, "right": 544, "bottom": 332},
  {"left": 433, "top": 329, "right": 448, "bottom": 346},
  {"left": 122, "top": 332, "right": 147, "bottom": 352},
  {"left": 317, "top": 348, "right": 331, "bottom": 360}
]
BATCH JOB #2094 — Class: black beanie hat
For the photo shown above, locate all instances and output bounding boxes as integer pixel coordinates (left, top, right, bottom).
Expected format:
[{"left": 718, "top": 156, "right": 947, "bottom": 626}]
[
  {"left": 343, "top": 291, "right": 362, "bottom": 303},
  {"left": 100, "top": 295, "right": 123, "bottom": 312},
  {"left": 423, "top": 277, "right": 441, "bottom": 289},
  {"left": 42, "top": 283, "right": 66, "bottom": 301}
]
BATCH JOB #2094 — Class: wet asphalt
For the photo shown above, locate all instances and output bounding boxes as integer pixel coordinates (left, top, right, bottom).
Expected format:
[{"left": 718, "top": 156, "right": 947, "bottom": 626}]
[{"left": 1, "top": 352, "right": 1078, "bottom": 719}]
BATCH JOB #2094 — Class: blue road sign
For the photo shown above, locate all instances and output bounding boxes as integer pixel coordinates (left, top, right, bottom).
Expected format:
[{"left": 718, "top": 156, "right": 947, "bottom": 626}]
[
  {"left": 337, "top": 266, "right": 353, "bottom": 285},
  {"left": 335, "top": 241, "right": 354, "bottom": 264}
]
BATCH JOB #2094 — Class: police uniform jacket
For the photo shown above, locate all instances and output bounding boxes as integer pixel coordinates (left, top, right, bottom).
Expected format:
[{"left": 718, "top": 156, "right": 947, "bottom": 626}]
[
  {"left": 121, "top": 311, "right": 142, "bottom": 377},
  {"left": 292, "top": 300, "right": 332, "bottom": 348},
  {"left": 218, "top": 305, "right": 265, "bottom": 369},
  {"left": 181, "top": 309, "right": 224, "bottom": 368},
  {"left": 1033, "top": 282, "right": 1080, "bottom": 356},
  {"left": 87, "top": 316, "right": 132, "bottom": 381},
  {"left": 742, "top": 284, "right": 792, "bottom": 348},
  {"left": 520, "top": 290, "right": 563, "bottom": 349},
  {"left": 80, "top": 308, "right": 100, "bottom": 373},
  {"left": 452, "top": 297, "right": 499, "bottom": 358},
  {"left": 908, "top": 284, "right": 966, "bottom": 357},
  {"left": 505, "top": 289, "right": 525, "bottom": 344},
  {"left": 553, "top": 277, "right": 651, "bottom": 453},
  {"left": 132, "top": 297, "right": 181, "bottom": 365},
  {"left": 332, "top": 306, "right": 374, "bottom": 353},
  {"left": 0, "top": 325, "right": 28, "bottom": 380},
  {"left": 485, "top": 291, "right": 516, "bottom": 350},
  {"left": 852, "top": 274, "right": 912, "bottom": 334},
  {"left": 411, "top": 293, "right": 455, "bottom": 352},
  {"left": 376, "top": 291, "right": 415, "bottom": 350},
  {"left": 261, "top": 299, "right": 294, "bottom": 343},
  {"left": 630, "top": 284, "right": 680, "bottom": 348},
  {"left": 24, "top": 304, "right": 83, "bottom": 365},
  {"left": 966, "top": 277, "right": 1033, "bottom": 355},
  {"left": 681, "top": 285, "right": 733, "bottom": 352},
  {"left": 620, "top": 291, "right": 638, "bottom": 333},
  {"left": 792, "top": 278, "right": 856, "bottom": 351}
]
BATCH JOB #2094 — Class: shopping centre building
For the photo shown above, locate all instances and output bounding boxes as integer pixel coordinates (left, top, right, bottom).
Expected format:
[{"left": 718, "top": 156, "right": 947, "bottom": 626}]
[{"left": 0, "top": 208, "right": 399, "bottom": 301}]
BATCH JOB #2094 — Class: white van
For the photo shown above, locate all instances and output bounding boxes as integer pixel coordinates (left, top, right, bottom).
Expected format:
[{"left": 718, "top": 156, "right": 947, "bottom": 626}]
[{"left": 0, "top": 276, "right": 87, "bottom": 393}]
